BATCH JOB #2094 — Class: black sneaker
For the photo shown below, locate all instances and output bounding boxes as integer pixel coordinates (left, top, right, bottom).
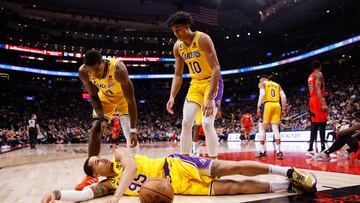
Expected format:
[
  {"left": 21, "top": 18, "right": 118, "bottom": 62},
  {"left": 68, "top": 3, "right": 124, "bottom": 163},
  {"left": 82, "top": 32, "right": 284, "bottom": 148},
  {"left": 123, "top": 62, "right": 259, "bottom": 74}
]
[
  {"left": 256, "top": 151, "right": 267, "bottom": 158},
  {"left": 277, "top": 151, "right": 284, "bottom": 160}
]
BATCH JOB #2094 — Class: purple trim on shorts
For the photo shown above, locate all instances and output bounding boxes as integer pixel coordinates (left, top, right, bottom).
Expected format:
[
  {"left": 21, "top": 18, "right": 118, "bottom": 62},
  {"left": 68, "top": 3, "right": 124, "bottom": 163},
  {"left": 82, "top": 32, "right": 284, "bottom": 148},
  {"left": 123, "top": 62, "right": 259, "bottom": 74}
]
[
  {"left": 168, "top": 154, "right": 212, "bottom": 168},
  {"left": 214, "top": 75, "right": 223, "bottom": 109},
  {"left": 259, "top": 103, "right": 265, "bottom": 123},
  {"left": 163, "top": 158, "right": 171, "bottom": 180}
]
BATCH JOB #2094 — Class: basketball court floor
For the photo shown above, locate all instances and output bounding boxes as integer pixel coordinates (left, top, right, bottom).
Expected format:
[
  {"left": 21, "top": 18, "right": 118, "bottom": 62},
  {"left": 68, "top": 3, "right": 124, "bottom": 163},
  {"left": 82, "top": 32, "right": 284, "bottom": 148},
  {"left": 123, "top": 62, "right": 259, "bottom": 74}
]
[{"left": 1, "top": 141, "right": 359, "bottom": 203}]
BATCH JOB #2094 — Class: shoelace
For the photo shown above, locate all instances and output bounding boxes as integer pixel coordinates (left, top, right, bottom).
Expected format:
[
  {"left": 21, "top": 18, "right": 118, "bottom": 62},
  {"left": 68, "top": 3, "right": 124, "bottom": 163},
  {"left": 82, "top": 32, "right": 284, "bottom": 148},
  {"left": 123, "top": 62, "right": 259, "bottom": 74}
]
[{"left": 293, "top": 172, "right": 306, "bottom": 182}]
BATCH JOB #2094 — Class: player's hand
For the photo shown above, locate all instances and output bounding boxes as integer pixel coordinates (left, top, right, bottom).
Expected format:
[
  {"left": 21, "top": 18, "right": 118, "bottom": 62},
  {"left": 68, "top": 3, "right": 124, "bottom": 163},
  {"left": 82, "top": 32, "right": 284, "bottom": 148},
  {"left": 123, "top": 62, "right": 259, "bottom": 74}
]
[
  {"left": 107, "top": 196, "right": 120, "bottom": 203},
  {"left": 203, "top": 98, "right": 214, "bottom": 117},
  {"left": 101, "top": 120, "right": 109, "bottom": 135},
  {"left": 166, "top": 97, "right": 175, "bottom": 114},
  {"left": 129, "top": 132, "right": 138, "bottom": 147},
  {"left": 256, "top": 108, "right": 260, "bottom": 117},
  {"left": 41, "top": 192, "right": 56, "bottom": 203},
  {"left": 321, "top": 104, "right": 328, "bottom": 112},
  {"left": 281, "top": 110, "right": 286, "bottom": 117}
]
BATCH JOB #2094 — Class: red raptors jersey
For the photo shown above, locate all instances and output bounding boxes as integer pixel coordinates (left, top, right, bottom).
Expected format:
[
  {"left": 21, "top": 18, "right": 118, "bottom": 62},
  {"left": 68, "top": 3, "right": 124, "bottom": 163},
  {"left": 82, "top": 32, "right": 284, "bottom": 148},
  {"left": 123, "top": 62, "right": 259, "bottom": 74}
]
[
  {"left": 242, "top": 113, "right": 252, "bottom": 127},
  {"left": 308, "top": 70, "right": 326, "bottom": 98}
]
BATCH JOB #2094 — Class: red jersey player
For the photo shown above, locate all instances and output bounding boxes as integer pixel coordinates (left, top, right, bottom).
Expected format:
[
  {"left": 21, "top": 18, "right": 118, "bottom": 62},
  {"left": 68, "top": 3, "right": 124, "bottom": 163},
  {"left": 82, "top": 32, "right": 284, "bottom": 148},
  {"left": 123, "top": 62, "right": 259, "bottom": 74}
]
[
  {"left": 306, "top": 60, "right": 328, "bottom": 156},
  {"left": 240, "top": 113, "right": 254, "bottom": 142}
]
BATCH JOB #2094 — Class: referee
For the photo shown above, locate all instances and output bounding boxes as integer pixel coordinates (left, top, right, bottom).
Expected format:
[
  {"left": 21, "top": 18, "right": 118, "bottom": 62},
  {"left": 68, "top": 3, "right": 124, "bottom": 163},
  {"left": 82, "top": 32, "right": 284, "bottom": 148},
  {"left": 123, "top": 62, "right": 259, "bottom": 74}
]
[{"left": 28, "top": 114, "right": 40, "bottom": 149}]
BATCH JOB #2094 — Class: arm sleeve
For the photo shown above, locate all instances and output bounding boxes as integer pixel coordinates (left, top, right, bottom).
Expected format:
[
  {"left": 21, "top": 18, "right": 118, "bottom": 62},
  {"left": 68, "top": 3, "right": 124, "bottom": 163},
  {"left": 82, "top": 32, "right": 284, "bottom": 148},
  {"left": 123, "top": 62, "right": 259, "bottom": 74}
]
[
  {"left": 59, "top": 187, "right": 94, "bottom": 202},
  {"left": 280, "top": 90, "right": 287, "bottom": 110},
  {"left": 257, "top": 89, "right": 265, "bottom": 108}
]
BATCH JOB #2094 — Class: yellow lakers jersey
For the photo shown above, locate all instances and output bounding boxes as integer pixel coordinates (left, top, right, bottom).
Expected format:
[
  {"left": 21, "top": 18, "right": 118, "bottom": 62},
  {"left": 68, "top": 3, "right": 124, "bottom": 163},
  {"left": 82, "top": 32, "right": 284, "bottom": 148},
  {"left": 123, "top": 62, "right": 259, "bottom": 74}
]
[
  {"left": 89, "top": 58, "right": 124, "bottom": 98},
  {"left": 263, "top": 81, "right": 280, "bottom": 103},
  {"left": 178, "top": 31, "right": 212, "bottom": 81},
  {"left": 109, "top": 154, "right": 166, "bottom": 196}
]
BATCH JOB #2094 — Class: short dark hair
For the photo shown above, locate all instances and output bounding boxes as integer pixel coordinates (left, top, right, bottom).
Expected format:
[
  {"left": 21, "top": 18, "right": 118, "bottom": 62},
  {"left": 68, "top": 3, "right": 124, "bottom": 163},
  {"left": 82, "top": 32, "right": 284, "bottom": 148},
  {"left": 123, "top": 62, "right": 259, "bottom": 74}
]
[
  {"left": 83, "top": 157, "right": 94, "bottom": 177},
  {"left": 166, "top": 11, "right": 193, "bottom": 28},
  {"left": 84, "top": 50, "right": 102, "bottom": 66},
  {"left": 312, "top": 60, "right": 321, "bottom": 70}
]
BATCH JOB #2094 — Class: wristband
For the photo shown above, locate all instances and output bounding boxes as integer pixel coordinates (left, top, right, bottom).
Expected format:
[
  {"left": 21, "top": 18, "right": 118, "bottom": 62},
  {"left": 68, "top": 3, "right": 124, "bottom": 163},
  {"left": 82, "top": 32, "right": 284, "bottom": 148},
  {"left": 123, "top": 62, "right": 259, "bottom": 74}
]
[{"left": 130, "top": 128, "right": 137, "bottom": 133}]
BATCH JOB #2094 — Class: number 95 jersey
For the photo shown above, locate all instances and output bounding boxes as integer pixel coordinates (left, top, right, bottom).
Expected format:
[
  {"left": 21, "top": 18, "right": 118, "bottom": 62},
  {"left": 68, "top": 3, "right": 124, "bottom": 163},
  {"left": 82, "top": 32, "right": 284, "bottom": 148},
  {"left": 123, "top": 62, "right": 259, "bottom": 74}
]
[
  {"left": 109, "top": 154, "right": 166, "bottom": 196},
  {"left": 178, "top": 31, "right": 212, "bottom": 81}
]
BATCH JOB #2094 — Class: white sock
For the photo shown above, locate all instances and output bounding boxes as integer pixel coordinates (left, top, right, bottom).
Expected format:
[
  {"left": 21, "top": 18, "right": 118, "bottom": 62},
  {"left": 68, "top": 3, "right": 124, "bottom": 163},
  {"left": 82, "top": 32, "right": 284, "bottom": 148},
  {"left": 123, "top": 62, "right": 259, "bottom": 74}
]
[
  {"left": 269, "top": 165, "right": 291, "bottom": 177},
  {"left": 202, "top": 106, "right": 218, "bottom": 157},
  {"left": 192, "top": 141, "right": 197, "bottom": 148},
  {"left": 276, "top": 144, "right": 281, "bottom": 152},
  {"left": 180, "top": 101, "right": 199, "bottom": 155},
  {"left": 269, "top": 180, "right": 290, "bottom": 192},
  {"left": 261, "top": 144, "right": 266, "bottom": 153}
]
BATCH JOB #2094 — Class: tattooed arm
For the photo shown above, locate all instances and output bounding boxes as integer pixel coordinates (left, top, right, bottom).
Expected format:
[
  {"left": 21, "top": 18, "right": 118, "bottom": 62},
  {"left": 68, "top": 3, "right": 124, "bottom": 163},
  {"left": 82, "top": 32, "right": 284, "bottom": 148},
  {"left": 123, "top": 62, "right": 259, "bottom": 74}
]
[{"left": 41, "top": 179, "right": 115, "bottom": 203}]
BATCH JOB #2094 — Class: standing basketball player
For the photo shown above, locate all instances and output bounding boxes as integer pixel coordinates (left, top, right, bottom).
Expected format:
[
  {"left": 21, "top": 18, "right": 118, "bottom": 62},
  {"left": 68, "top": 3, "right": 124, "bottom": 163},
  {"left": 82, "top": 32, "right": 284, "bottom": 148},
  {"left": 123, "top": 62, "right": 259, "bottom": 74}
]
[
  {"left": 27, "top": 114, "right": 40, "bottom": 149},
  {"left": 76, "top": 50, "right": 138, "bottom": 190},
  {"left": 306, "top": 60, "right": 328, "bottom": 156},
  {"left": 166, "top": 11, "right": 223, "bottom": 158},
  {"left": 257, "top": 78, "right": 287, "bottom": 159},
  {"left": 241, "top": 112, "right": 254, "bottom": 142}
]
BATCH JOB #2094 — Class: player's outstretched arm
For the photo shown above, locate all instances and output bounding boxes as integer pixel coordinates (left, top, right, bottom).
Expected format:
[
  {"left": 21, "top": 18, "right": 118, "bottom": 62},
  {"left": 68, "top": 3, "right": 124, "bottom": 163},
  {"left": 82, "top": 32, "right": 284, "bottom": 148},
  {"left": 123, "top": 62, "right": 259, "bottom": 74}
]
[
  {"left": 114, "top": 61, "right": 138, "bottom": 147},
  {"left": 41, "top": 180, "right": 115, "bottom": 203},
  {"left": 111, "top": 147, "right": 138, "bottom": 202},
  {"left": 167, "top": 42, "right": 184, "bottom": 114}
]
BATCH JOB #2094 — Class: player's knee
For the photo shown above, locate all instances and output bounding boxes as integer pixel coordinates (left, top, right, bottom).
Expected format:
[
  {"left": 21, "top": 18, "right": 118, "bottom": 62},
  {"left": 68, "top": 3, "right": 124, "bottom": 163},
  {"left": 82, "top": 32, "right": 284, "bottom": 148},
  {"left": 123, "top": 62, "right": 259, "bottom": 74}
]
[{"left": 182, "top": 118, "right": 193, "bottom": 128}]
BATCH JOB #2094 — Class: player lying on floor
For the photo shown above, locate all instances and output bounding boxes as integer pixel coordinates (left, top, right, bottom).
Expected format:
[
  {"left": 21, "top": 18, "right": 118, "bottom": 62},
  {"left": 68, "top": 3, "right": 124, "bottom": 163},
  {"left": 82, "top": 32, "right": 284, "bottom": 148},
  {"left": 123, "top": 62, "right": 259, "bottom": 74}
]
[
  {"left": 41, "top": 148, "right": 317, "bottom": 203},
  {"left": 314, "top": 123, "right": 360, "bottom": 161}
]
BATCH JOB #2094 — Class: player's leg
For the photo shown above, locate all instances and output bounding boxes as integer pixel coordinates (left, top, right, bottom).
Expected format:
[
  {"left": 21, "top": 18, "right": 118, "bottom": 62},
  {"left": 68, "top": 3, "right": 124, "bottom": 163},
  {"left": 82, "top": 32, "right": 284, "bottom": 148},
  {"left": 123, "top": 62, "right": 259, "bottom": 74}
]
[
  {"left": 319, "top": 122, "right": 326, "bottom": 151},
  {"left": 210, "top": 160, "right": 317, "bottom": 193},
  {"left": 181, "top": 101, "right": 200, "bottom": 155},
  {"left": 191, "top": 112, "right": 202, "bottom": 156},
  {"left": 213, "top": 179, "right": 272, "bottom": 195},
  {"left": 257, "top": 104, "right": 269, "bottom": 158},
  {"left": 202, "top": 81, "right": 223, "bottom": 158},
  {"left": 271, "top": 103, "right": 282, "bottom": 159},
  {"left": 307, "top": 122, "right": 319, "bottom": 156},
  {"left": 88, "top": 119, "right": 102, "bottom": 157},
  {"left": 202, "top": 104, "right": 218, "bottom": 158}
]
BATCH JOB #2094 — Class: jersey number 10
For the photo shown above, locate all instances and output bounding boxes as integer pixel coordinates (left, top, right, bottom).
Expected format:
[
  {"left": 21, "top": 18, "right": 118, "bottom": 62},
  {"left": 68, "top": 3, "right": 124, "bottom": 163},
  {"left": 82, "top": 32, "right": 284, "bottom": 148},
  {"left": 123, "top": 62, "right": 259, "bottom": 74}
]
[{"left": 189, "top": 61, "right": 202, "bottom": 74}]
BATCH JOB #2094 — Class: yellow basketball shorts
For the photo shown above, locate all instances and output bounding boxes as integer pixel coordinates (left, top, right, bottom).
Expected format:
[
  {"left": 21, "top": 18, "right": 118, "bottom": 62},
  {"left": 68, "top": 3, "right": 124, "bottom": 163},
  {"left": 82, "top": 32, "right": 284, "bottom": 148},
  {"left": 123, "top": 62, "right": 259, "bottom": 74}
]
[
  {"left": 164, "top": 154, "right": 216, "bottom": 196},
  {"left": 92, "top": 92, "right": 128, "bottom": 123},
  {"left": 259, "top": 102, "right": 281, "bottom": 124},
  {"left": 186, "top": 77, "right": 223, "bottom": 110}
]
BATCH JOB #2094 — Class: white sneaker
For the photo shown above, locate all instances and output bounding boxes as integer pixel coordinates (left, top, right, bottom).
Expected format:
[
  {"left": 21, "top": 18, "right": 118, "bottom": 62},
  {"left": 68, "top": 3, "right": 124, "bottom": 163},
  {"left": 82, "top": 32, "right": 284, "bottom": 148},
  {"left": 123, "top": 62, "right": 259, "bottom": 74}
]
[
  {"left": 306, "top": 150, "right": 315, "bottom": 157},
  {"left": 313, "top": 151, "right": 331, "bottom": 161},
  {"left": 191, "top": 142, "right": 200, "bottom": 157},
  {"left": 336, "top": 151, "right": 349, "bottom": 159}
]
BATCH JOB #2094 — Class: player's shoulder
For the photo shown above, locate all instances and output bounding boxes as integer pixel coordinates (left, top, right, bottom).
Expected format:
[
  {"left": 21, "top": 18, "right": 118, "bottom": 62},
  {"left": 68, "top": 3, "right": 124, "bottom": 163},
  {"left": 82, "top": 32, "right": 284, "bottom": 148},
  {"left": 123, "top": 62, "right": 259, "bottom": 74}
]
[{"left": 78, "top": 64, "right": 85, "bottom": 72}]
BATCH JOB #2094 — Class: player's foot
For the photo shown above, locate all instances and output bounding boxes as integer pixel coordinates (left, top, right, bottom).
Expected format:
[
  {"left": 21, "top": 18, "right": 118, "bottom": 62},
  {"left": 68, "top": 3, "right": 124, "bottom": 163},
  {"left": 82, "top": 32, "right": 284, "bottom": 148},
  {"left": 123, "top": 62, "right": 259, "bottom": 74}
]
[
  {"left": 336, "top": 150, "right": 349, "bottom": 159},
  {"left": 287, "top": 182, "right": 303, "bottom": 193},
  {"left": 288, "top": 168, "right": 317, "bottom": 193},
  {"left": 277, "top": 151, "right": 283, "bottom": 160},
  {"left": 255, "top": 151, "right": 267, "bottom": 158},
  {"left": 75, "top": 176, "right": 99, "bottom": 191},
  {"left": 305, "top": 150, "right": 314, "bottom": 157},
  {"left": 191, "top": 142, "right": 200, "bottom": 157},
  {"left": 313, "top": 151, "right": 331, "bottom": 161}
]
